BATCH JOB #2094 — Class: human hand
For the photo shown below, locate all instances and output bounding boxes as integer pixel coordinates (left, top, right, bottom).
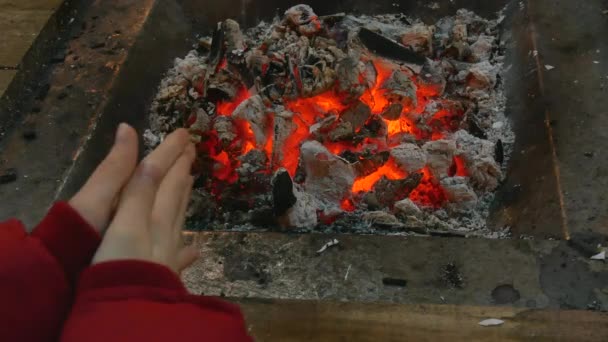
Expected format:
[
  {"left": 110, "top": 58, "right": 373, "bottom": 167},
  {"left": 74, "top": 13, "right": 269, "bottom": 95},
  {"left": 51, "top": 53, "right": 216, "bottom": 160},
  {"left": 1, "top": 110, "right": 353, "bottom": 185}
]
[
  {"left": 69, "top": 123, "right": 138, "bottom": 233},
  {"left": 91, "top": 126, "right": 199, "bottom": 273}
]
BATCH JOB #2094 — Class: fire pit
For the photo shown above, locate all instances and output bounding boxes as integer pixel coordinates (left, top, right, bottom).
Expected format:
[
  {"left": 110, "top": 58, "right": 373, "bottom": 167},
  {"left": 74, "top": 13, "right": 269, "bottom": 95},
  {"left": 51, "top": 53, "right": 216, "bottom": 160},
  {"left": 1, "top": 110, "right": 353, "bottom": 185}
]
[{"left": 145, "top": 5, "right": 512, "bottom": 236}]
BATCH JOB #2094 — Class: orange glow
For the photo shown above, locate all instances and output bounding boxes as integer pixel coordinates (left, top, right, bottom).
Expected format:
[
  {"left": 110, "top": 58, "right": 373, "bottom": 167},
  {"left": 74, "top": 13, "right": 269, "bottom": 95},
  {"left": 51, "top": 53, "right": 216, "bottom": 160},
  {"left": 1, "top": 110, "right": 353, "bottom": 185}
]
[
  {"left": 341, "top": 198, "right": 356, "bottom": 212},
  {"left": 450, "top": 156, "right": 469, "bottom": 177},
  {"left": 384, "top": 117, "right": 415, "bottom": 137},
  {"left": 352, "top": 158, "right": 406, "bottom": 193},
  {"left": 409, "top": 167, "right": 447, "bottom": 208},
  {"left": 359, "top": 60, "right": 394, "bottom": 114},
  {"left": 281, "top": 91, "right": 351, "bottom": 176},
  {"left": 199, "top": 57, "right": 466, "bottom": 211},
  {"left": 211, "top": 150, "right": 237, "bottom": 183},
  {"left": 233, "top": 119, "right": 257, "bottom": 155},
  {"left": 216, "top": 87, "right": 251, "bottom": 116},
  {"left": 287, "top": 90, "right": 348, "bottom": 115}
]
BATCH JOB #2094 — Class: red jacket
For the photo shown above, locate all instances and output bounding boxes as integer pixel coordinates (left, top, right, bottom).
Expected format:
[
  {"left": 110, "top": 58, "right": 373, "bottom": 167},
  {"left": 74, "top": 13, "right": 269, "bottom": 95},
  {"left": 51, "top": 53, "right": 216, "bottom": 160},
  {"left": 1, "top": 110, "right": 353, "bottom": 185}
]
[{"left": 0, "top": 202, "right": 252, "bottom": 342}]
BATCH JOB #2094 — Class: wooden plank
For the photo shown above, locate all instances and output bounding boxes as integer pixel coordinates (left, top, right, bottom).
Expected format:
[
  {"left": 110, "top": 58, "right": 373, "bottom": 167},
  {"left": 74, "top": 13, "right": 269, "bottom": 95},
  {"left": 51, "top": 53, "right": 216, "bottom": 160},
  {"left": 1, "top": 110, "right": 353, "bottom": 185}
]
[
  {"left": 0, "top": 69, "right": 17, "bottom": 95},
  {"left": 0, "top": 0, "right": 63, "bottom": 11},
  {"left": 0, "top": 9, "right": 55, "bottom": 67},
  {"left": 236, "top": 298, "right": 608, "bottom": 341}
]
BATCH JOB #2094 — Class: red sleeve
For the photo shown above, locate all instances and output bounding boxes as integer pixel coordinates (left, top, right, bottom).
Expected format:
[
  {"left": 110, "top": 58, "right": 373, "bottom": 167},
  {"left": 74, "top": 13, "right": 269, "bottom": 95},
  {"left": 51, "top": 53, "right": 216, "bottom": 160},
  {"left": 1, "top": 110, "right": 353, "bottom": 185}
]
[
  {"left": 61, "top": 261, "right": 253, "bottom": 342},
  {"left": 0, "top": 202, "right": 101, "bottom": 342}
]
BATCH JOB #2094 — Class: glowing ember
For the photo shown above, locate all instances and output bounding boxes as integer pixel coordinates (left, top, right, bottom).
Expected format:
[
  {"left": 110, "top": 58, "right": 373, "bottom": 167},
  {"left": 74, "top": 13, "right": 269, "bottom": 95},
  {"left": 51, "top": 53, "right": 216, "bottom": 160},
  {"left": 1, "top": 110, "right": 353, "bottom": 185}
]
[
  {"left": 217, "top": 87, "right": 251, "bottom": 116},
  {"left": 409, "top": 167, "right": 447, "bottom": 208},
  {"left": 208, "top": 58, "right": 468, "bottom": 208},
  {"left": 352, "top": 158, "right": 406, "bottom": 193},
  {"left": 147, "top": 6, "right": 511, "bottom": 233}
]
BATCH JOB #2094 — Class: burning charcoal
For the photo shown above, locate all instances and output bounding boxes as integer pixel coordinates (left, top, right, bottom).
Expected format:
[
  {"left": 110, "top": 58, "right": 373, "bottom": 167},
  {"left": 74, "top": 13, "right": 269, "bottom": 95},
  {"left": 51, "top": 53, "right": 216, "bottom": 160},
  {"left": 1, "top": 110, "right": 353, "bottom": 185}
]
[
  {"left": 341, "top": 101, "right": 371, "bottom": 132},
  {"left": 440, "top": 177, "right": 478, "bottom": 208},
  {"left": 390, "top": 143, "right": 427, "bottom": 173},
  {"left": 361, "top": 115, "right": 388, "bottom": 138},
  {"left": 213, "top": 116, "right": 237, "bottom": 146},
  {"left": 400, "top": 23, "right": 435, "bottom": 56},
  {"left": 284, "top": 4, "right": 322, "bottom": 36},
  {"left": 465, "top": 61, "right": 497, "bottom": 90},
  {"left": 381, "top": 103, "right": 403, "bottom": 120},
  {"left": 336, "top": 56, "right": 368, "bottom": 103},
  {"left": 272, "top": 169, "right": 297, "bottom": 216},
  {"left": 352, "top": 151, "right": 390, "bottom": 177},
  {"left": 222, "top": 19, "right": 246, "bottom": 55},
  {"left": 206, "top": 69, "right": 242, "bottom": 101},
  {"left": 470, "top": 35, "right": 494, "bottom": 62},
  {"left": 362, "top": 211, "right": 404, "bottom": 228},
  {"left": 423, "top": 139, "right": 457, "bottom": 179},
  {"left": 394, "top": 198, "right": 422, "bottom": 217},
  {"left": 373, "top": 172, "right": 423, "bottom": 207},
  {"left": 300, "top": 141, "right": 355, "bottom": 206},
  {"left": 382, "top": 70, "right": 418, "bottom": 109},
  {"left": 358, "top": 28, "right": 426, "bottom": 66},
  {"left": 232, "top": 95, "right": 268, "bottom": 147},
  {"left": 363, "top": 60, "right": 378, "bottom": 88},
  {"left": 188, "top": 107, "right": 211, "bottom": 133},
  {"left": 309, "top": 115, "right": 339, "bottom": 139},
  {"left": 453, "top": 130, "right": 501, "bottom": 191},
  {"left": 328, "top": 121, "right": 354, "bottom": 142}
]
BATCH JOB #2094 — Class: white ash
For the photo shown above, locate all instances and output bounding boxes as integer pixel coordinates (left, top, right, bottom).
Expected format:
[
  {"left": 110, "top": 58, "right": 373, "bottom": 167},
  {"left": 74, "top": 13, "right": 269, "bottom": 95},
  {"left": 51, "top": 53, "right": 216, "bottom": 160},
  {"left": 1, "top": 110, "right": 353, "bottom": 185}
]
[
  {"left": 284, "top": 184, "right": 319, "bottom": 228},
  {"left": 300, "top": 140, "right": 355, "bottom": 209},
  {"left": 145, "top": 5, "right": 514, "bottom": 238},
  {"left": 440, "top": 176, "right": 478, "bottom": 208},
  {"left": 423, "top": 139, "right": 457, "bottom": 179},
  {"left": 394, "top": 198, "right": 423, "bottom": 217},
  {"left": 390, "top": 143, "right": 427, "bottom": 173},
  {"left": 232, "top": 95, "right": 268, "bottom": 146}
]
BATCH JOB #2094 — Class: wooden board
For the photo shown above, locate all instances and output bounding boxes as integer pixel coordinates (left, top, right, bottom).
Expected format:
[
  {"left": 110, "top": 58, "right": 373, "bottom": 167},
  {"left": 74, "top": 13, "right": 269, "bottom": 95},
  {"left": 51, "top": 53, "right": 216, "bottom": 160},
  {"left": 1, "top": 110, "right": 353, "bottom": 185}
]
[{"left": 236, "top": 298, "right": 608, "bottom": 341}]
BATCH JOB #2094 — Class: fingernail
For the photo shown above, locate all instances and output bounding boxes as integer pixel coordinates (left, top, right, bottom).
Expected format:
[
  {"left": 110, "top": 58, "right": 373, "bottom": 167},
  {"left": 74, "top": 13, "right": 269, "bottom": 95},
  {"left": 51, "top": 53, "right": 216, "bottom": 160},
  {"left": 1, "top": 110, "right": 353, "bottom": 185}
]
[{"left": 115, "top": 123, "right": 129, "bottom": 143}]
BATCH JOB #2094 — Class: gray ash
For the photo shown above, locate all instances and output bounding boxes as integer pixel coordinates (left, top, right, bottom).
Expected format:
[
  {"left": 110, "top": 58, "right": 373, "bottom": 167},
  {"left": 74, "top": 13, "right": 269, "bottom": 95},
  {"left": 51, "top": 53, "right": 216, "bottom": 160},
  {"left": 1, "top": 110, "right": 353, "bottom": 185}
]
[{"left": 145, "top": 5, "right": 514, "bottom": 238}]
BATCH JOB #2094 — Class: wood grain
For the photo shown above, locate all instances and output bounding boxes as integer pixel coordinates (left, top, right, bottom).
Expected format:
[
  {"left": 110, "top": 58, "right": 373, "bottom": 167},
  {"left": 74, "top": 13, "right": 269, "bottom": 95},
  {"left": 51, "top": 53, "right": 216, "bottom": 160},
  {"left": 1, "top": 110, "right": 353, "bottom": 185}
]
[{"left": 236, "top": 298, "right": 608, "bottom": 341}]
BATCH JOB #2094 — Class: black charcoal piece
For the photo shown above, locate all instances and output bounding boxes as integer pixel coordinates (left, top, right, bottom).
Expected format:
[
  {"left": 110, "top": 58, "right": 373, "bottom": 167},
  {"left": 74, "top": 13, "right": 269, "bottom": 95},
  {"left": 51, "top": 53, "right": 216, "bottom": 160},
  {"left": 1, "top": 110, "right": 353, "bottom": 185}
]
[
  {"left": 358, "top": 28, "right": 426, "bottom": 65},
  {"left": 272, "top": 170, "right": 297, "bottom": 216}
]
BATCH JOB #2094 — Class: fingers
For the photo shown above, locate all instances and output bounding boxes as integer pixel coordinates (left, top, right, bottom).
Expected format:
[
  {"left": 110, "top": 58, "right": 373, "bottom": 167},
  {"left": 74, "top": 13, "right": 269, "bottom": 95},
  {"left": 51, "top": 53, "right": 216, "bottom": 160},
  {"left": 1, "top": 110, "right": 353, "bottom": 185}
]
[
  {"left": 150, "top": 143, "right": 195, "bottom": 240},
  {"left": 110, "top": 128, "right": 190, "bottom": 232},
  {"left": 69, "top": 123, "right": 138, "bottom": 232},
  {"left": 173, "top": 172, "right": 195, "bottom": 233}
]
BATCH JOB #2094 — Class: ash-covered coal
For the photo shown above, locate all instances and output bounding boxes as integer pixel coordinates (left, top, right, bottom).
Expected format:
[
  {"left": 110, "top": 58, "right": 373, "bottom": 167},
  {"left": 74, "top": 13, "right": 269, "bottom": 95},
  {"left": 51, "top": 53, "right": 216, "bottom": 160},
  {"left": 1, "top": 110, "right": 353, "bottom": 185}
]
[{"left": 145, "top": 5, "right": 514, "bottom": 238}]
